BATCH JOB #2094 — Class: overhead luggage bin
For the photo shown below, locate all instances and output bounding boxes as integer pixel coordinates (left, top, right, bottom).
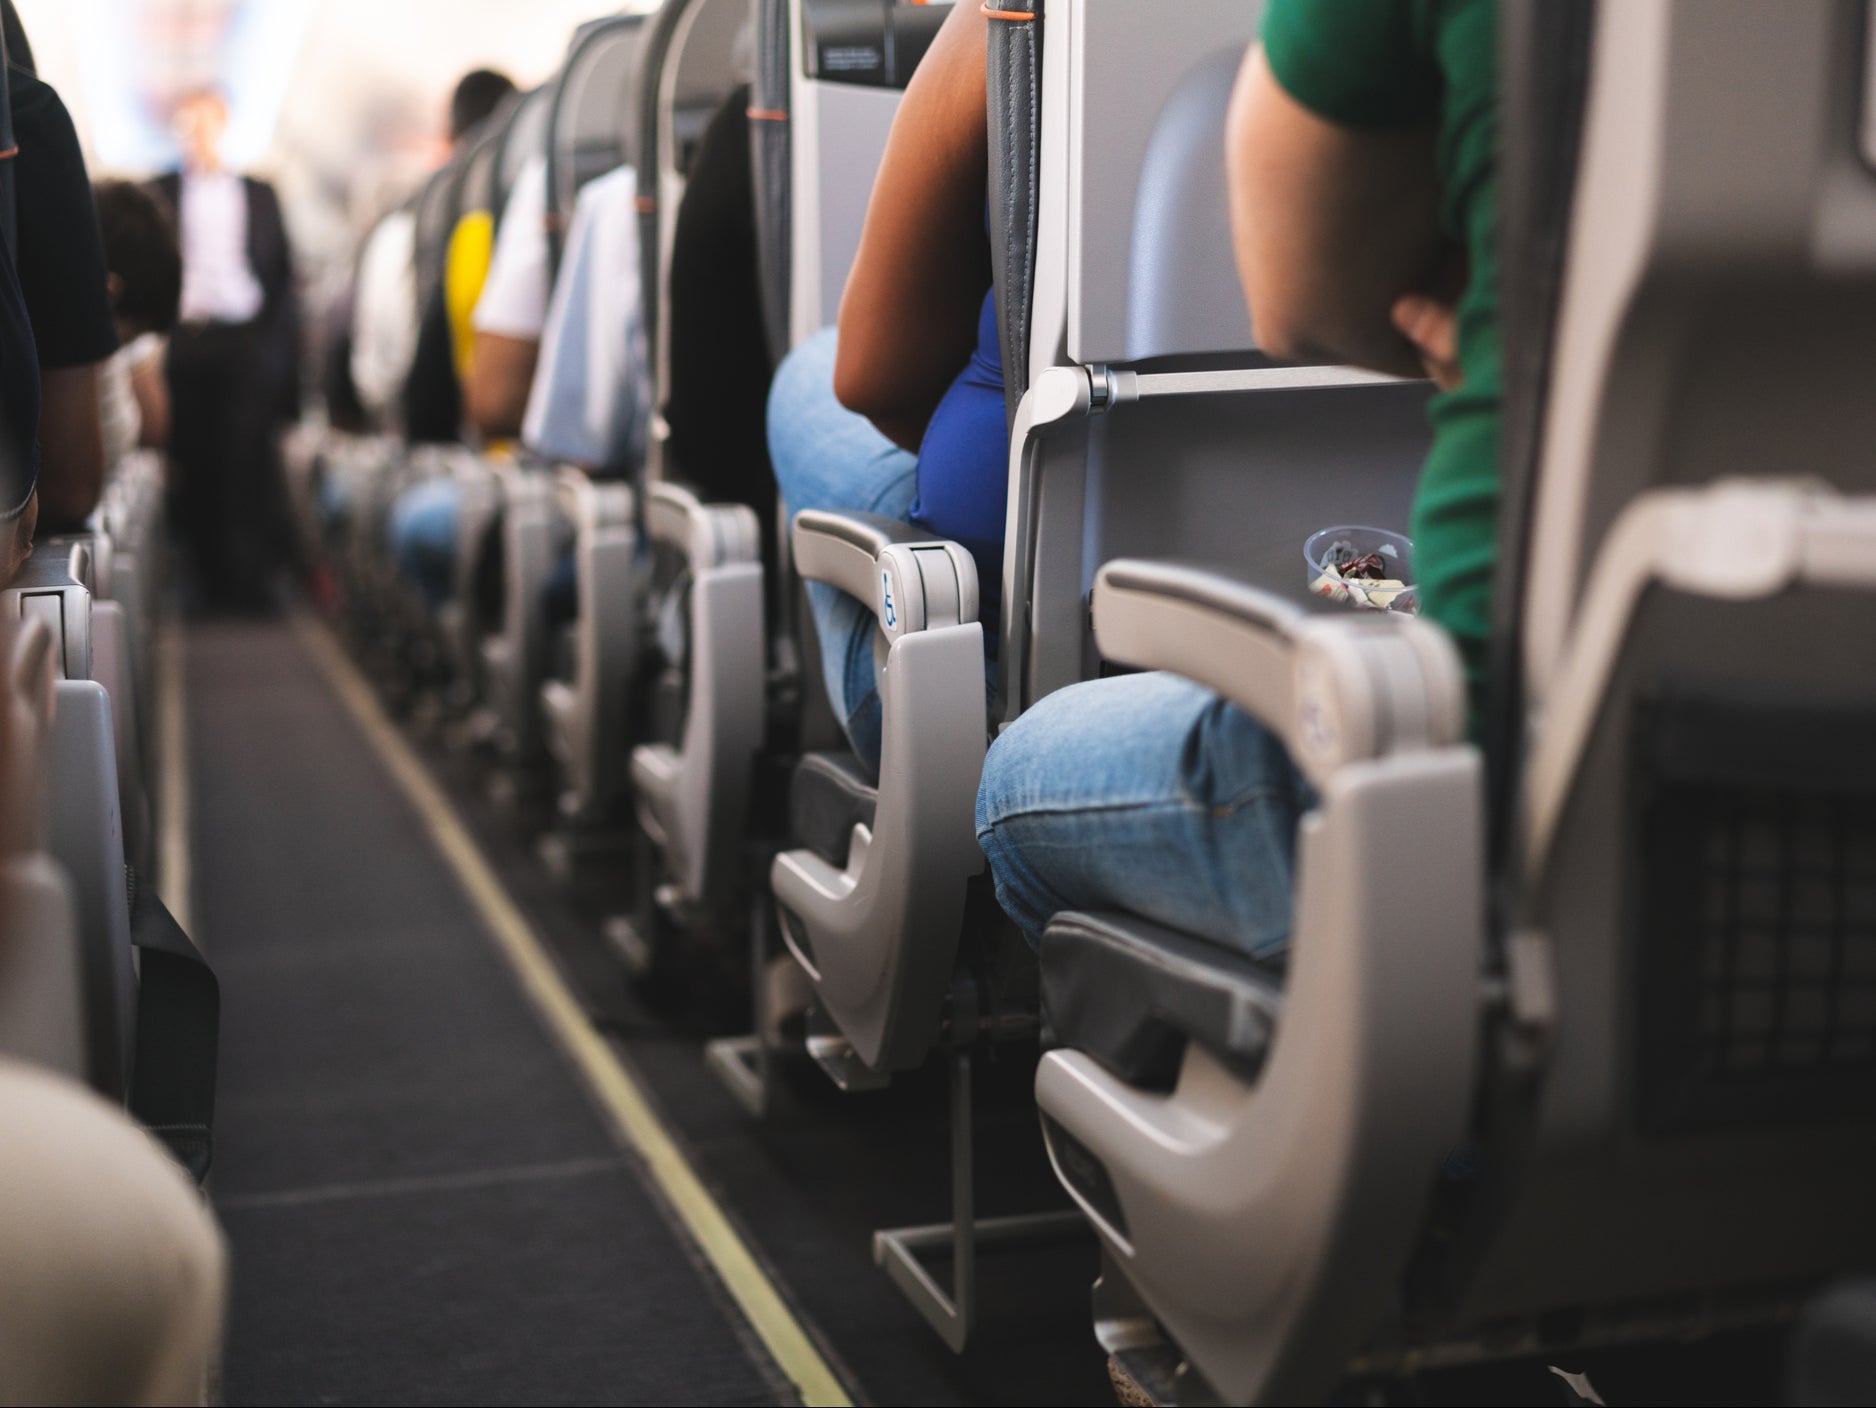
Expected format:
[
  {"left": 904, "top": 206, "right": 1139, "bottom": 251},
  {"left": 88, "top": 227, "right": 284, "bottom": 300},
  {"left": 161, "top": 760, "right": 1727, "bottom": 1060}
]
[{"left": 1035, "top": 2, "right": 1876, "bottom": 1401}]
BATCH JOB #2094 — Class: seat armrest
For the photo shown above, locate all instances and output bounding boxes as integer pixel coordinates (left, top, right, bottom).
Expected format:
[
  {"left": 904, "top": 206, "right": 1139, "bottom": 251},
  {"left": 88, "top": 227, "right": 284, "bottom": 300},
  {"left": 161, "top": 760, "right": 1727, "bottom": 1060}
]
[
  {"left": 644, "top": 481, "right": 760, "bottom": 569},
  {"left": 4, "top": 552, "right": 93, "bottom": 682},
  {"left": 792, "top": 509, "right": 980, "bottom": 642},
  {"left": 553, "top": 466, "right": 636, "bottom": 539},
  {"left": 1092, "top": 559, "right": 1466, "bottom": 789}
]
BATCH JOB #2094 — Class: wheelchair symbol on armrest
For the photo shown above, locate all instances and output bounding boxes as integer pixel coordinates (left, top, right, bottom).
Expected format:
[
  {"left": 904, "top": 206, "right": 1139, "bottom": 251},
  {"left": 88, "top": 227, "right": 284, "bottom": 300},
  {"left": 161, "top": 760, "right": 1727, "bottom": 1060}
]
[{"left": 881, "top": 569, "right": 897, "bottom": 631}]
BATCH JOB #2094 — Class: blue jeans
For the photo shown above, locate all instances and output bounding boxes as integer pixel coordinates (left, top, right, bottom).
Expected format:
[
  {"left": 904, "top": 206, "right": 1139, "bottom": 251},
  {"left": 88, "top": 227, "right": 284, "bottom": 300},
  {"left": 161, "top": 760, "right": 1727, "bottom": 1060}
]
[
  {"left": 976, "top": 672, "right": 1308, "bottom": 958},
  {"left": 387, "top": 476, "right": 462, "bottom": 610},
  {"left": 768, "top": 328, "right": 918, "bottom": 772}
]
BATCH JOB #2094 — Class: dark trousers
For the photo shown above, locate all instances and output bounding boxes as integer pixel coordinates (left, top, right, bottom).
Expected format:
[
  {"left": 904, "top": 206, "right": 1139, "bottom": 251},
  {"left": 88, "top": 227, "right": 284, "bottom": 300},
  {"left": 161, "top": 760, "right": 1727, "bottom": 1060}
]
[{"left": 167, "top": 320, "right": 293, "bottom": 609}]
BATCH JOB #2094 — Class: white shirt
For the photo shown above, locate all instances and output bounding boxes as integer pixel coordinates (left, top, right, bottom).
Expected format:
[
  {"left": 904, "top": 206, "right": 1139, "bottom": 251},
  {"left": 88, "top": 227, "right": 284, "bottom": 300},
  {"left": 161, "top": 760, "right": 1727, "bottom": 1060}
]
[
  {"left": 99, "top": 334, "right": 163, "bottom": 469},
  {"left": 178, "top": 170, "right": 265, "bottom": 325},
  {"left": 350, "top": 208, "right": 418, "bottom": 422},
  {"left": 522, "top": 164, "right": 648, "bottom": 472},
  {"left": 472, "top": 158, "right": 551, "bottom": 341}
]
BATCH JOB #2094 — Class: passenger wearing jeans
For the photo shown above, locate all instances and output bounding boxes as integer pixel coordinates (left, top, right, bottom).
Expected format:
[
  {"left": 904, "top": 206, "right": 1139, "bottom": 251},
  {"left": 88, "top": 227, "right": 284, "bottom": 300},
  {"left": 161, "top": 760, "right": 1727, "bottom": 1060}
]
[
  {"left": 768, "top": 3, "right": 1003, "bottom": 773},
  {"left": 977, "top": 0, "right": 1501, "bottom": 956}
]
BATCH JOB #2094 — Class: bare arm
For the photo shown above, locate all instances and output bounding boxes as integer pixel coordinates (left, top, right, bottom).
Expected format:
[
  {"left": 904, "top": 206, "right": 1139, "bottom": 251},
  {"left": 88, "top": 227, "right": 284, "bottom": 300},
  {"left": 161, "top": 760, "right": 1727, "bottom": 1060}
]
[
  {"left": 834, "top": 2, "right": 991, "bottom": 450},
  {"left": 1227, "top": 45, "right": 1449, "bottom": 379},
  {"left": 35, "top": 365, "right": 106, "bottom": 532},
  {"left": 465, "top": 332, "right": 539, "bottom": 442},
  {"left": 2, "top": 495, "right": 37, "bottom": 588}
]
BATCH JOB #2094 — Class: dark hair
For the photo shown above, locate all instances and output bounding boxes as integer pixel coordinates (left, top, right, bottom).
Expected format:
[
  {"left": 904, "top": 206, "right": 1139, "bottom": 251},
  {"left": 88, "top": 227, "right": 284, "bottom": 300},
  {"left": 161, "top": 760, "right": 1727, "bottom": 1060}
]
[
  {"left": 93, "top": 180, "right": 182, "bottom": 335},
  {"left": 449, "top": 69, "right": 516, "bottom": 143}
]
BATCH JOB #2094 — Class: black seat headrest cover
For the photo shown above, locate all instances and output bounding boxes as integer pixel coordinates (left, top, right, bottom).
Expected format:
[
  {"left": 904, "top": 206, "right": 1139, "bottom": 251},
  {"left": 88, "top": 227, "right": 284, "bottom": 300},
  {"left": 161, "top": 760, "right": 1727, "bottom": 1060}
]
[
  {"left": 986, "top": 0, "right": 1040, "bottom": 433},
  {"left": 750, "top": 0, "right": 791, "bottom": 364}
]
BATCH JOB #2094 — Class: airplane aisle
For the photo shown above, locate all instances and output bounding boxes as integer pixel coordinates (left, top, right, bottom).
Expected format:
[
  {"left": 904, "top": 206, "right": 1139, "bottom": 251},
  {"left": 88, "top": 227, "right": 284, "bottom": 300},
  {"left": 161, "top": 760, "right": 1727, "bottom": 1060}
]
[{"left": 187, "top": 618, "right": 795, "bottom": 1406}]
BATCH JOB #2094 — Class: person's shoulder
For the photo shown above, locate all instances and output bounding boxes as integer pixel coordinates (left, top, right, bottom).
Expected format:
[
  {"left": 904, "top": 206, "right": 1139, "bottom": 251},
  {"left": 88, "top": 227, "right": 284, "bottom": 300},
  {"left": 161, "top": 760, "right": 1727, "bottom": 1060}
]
[
  {"left": 7, "top": 62, "right": 59, "bottom": 124},
  {"left": 1262, "top": 0, "right": 1443, "bottom": 130}
]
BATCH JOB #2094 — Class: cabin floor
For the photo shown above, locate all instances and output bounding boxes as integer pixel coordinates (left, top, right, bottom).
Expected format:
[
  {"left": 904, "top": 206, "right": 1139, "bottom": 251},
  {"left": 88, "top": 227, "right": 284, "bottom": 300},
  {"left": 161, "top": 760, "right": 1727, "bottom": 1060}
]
[{"left": 189, "top": 616, "right": 1111, "bottom": 1407}]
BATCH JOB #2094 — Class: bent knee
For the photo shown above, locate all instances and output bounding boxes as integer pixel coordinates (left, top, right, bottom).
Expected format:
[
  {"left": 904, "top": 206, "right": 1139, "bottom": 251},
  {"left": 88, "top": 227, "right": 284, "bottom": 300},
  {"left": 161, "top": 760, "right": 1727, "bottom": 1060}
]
[{"left": 977, "top": 673, "right": 1220, "bottom": 834}]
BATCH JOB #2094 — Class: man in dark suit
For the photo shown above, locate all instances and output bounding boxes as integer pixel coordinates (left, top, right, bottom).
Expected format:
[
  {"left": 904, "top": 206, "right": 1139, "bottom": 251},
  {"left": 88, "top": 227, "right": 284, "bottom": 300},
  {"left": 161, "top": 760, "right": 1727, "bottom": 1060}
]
[{"left": 159, "top": 88, "right": 299, "bottom": 611}]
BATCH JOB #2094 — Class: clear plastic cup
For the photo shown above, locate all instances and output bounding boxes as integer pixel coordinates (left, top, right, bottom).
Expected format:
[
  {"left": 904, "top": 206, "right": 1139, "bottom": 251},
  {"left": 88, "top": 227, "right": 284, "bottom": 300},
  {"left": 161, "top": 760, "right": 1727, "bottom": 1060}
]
[
  {"left": 1303, "top": 525, "right": 1414, "bottom": 583},
  {"left": 1304, "top": 526, "right": 1416, "bottom": 612}
]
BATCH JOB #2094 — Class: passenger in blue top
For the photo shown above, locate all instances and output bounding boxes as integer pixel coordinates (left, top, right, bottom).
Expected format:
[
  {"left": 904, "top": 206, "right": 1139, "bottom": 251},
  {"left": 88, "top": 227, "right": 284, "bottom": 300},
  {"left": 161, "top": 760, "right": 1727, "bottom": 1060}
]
[
  {"left": 910, "top": 286, "right": 1005, "bottom": 604},
  {"left": 767, "top": 3, "right": 1001, "bottom": 773}
]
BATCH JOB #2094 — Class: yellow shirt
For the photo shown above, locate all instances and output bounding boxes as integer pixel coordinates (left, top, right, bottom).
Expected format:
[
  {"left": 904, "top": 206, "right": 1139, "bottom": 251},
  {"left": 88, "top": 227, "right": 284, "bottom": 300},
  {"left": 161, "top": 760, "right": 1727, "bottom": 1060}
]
[{"left": 443, "top": 209, "right": 497, "bottom": 383}]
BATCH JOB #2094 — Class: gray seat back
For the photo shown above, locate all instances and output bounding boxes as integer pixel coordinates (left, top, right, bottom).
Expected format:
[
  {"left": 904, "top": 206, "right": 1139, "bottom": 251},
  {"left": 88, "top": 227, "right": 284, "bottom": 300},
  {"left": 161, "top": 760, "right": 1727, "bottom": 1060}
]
[
  {"left": 495, "top": 85, "right": 553, "bottom": 232},
  {"left": 0, "top": 617, "right": 85, "bottom": 1080},
  {"left": 547, "top": 14, "right": 646, "bottom": 279},
  {"left": 639, "top": 0, "right": 754, "bottom": 477},
  {"left": 457, "top": 113, "right": 506, "bottom": 224},
  {"left": 999, "top": 0, "right": 1430, "bottom": 720},
  {"left": 1469, "top": 0, "right": 1876, "bottom": 1337},
  {"left": 785, "top": 1, "right": 949, "bottom": 344},
  {"left": 5, "top": 554, "right": 134, "bottom": 1097},
  {"left": 409, "top": 164, "right": 457, "bottom": 318}
]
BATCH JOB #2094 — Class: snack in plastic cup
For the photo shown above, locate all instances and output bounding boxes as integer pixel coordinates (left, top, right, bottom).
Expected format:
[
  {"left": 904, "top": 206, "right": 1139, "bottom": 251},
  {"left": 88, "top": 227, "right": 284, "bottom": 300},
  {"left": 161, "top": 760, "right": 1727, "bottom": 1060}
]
[{"left": 1304, "top": 526, "right": 1417, "bottom": 612}]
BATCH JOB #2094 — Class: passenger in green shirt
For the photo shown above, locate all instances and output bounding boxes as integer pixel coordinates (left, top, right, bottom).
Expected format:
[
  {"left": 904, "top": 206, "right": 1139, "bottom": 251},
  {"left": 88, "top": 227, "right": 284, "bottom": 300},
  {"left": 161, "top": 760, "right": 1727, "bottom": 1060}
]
[
  {"left": 1248, "top": 0, "right": 1500, "bottom": 711},
  {"left": 975, "top": 0, "right": 1497, "bottom": 961}
]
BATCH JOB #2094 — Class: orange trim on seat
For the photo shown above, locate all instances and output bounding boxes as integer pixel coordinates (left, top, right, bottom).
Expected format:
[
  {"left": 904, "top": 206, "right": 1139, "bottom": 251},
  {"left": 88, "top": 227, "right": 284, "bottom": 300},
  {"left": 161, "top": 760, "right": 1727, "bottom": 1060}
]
[
  {"left": 634, "top": 195, "right": 657, "bottom": 214},
  {"left": 981, "top": 4, "right": 1035, "bottom": 19},
  {"left": 0, "top": 146, "right": 18, "bottom": 161},
  {"left": 746, "top": 107, "right": 788, "bottom": 123}
]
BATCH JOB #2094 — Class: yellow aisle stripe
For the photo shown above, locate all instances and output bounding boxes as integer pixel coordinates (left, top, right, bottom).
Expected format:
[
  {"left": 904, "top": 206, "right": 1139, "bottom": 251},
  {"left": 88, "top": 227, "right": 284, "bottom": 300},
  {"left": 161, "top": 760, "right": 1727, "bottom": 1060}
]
[
  {"left": 293, "top": 617, "right": 852, "bottom": 1408},
  {"left": 156, "top": 620, "right": 194, "bottom": 937}
]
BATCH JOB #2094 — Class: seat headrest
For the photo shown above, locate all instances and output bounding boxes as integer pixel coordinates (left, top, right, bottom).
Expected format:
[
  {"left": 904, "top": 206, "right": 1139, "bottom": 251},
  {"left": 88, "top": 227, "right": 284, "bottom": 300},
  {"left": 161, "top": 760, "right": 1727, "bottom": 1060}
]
[{"left": 1117, "top": 46, "right": 1255, "bottom": 363}]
